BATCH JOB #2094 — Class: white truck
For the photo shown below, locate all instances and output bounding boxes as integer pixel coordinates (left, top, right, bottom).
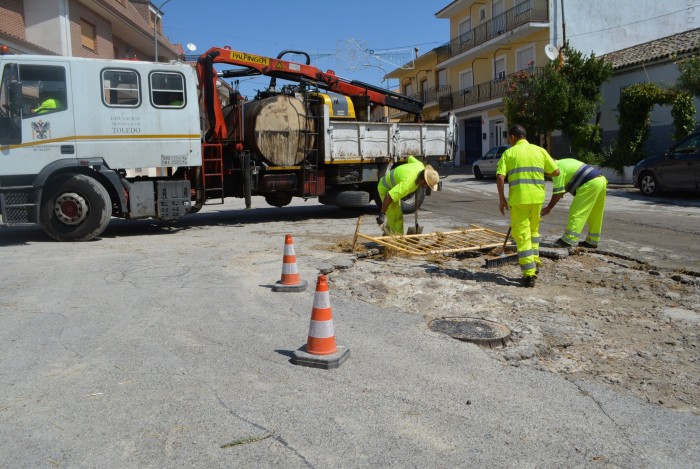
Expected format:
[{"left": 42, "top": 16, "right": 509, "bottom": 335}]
[{"left": 0, "top": 48, "right": 456, "bottom": 241}]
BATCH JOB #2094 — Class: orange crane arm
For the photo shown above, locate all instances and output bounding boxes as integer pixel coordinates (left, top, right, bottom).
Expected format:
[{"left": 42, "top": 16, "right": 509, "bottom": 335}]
[{"left": 197, "top": 47, "right": 423, "bottom": 140}]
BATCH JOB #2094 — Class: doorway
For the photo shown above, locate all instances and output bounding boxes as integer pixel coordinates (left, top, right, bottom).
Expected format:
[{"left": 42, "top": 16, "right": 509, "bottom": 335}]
[
  {"left": 491, "top": 119, "right": 505, "bottom": 147},
  {"left": 463, "top": 117, "right": 482, "bottom": 165}
]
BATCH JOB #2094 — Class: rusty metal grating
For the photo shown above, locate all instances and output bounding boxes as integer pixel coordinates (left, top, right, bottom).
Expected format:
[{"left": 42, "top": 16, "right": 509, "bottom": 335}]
[{"left": 352, "top": 216, "right": 509, "bottom": 256}]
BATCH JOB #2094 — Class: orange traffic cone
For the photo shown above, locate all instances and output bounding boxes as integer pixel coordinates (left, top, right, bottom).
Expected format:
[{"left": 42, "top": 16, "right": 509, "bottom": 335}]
[
  {"left": 291, "top": 274, "right": 350, "bottom": 369},
  {"left": 272, "top": 234, "right": 307, "bottom": 292}
]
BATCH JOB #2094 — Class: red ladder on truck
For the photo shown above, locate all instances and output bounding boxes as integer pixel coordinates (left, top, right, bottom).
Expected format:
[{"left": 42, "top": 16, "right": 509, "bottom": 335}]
[{"left": 201, "top": 143, "right": 224, "bottom": 204}]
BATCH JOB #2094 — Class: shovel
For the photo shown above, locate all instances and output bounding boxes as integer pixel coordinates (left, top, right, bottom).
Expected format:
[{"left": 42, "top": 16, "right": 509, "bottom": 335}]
[{"left": 406, "top": 191, "right": 423, "bottom": 235}]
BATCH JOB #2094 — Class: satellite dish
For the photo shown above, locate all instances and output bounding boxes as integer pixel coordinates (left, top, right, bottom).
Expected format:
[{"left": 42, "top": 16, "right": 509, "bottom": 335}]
[
  {"left": 186, "top": 43, "right": 197, "bottom": 52},
  {"left": 544, "top": 44, "right": 558, "bottom": 61}
]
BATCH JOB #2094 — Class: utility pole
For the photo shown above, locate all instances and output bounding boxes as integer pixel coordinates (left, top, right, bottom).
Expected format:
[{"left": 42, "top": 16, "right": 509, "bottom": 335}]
[{"left": 154, "top": 0, "right": 172, "bottom": 62}]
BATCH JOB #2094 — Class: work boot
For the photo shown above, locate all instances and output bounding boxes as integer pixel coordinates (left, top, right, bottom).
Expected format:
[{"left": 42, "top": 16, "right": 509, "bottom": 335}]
[
  {"left": 553, "top": 238, "right": 573, "bottom": 249},
  {"left": 522, "top": 276, "right": 536, "bottom": 288},
  {"left": 578, "top": 241, "right": 598, "bottom": 249}
]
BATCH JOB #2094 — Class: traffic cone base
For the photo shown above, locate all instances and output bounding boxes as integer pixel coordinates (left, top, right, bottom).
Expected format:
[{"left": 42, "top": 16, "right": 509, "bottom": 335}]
[
  {"left": 272, "top": 234, "right": 307, "bottom": 292},
  {"left": 291, "top": 273, "right": 349, "bottom": 369},
  {"left": 291, "top": 345, "right": 350, "bottom": 370}
]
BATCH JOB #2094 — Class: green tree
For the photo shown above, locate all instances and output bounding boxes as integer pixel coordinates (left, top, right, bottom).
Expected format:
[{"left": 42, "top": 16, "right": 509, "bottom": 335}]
[
  {"left": 677, "top": 52, "right": 700, "bottom": 97},
  {"left": 502, "top": 43, "right": 613, "bottom": 159},
  {"left": 612, "top": 83, "right": 695, "bottom": 168}
]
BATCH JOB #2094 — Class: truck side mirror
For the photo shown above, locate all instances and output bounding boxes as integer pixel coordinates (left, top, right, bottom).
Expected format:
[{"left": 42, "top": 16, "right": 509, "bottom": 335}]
[{"left": 8, "top": 80, "right": 22, "bottom": 114}]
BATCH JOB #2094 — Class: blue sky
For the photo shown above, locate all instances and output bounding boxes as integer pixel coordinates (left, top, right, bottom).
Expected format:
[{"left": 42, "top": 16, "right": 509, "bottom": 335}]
[{"left": 160, "top": 1, "right": 448, "bottom": 97}]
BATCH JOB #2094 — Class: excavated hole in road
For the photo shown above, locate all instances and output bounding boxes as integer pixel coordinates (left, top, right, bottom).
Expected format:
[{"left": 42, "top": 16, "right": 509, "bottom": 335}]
[{"left": 429, "top": 317, "right": 512, "bottom": 348}]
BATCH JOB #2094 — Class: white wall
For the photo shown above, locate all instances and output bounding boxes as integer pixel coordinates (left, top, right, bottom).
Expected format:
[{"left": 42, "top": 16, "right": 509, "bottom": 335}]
[
  {"left": 23, "top": 0, "right": 66, "bottom": 55},
  {"left": 550, "top": 0, "right": 700, "bottom": 55}
]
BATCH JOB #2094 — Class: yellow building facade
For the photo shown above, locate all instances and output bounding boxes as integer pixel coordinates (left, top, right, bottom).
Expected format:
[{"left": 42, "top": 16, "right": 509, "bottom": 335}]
[{"left": 388, "top": 0, "right": 551, "bottom": 165}]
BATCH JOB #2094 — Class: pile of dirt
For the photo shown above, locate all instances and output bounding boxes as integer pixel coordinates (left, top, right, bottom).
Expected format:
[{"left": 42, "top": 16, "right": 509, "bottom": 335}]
[{"left": 328, "top": 246, "right": 700, "bottom": 415}]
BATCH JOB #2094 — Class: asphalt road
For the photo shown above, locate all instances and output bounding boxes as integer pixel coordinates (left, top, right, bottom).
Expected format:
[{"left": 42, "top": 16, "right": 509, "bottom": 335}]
[
  {"left": 431, "top": 167, "right": 700, "bottom": 272},
  {"left": 1, "top": 175, "right": 699, "bottom": 468}
]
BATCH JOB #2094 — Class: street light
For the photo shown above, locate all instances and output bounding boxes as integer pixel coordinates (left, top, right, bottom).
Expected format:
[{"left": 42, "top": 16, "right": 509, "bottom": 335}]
[{"left": 153, "top": 0, "right": 172, "bottom": 62}]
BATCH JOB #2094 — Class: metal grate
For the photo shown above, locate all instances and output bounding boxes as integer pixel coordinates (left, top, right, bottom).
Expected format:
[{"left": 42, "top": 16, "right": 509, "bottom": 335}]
[
  {"left": 1, "top": 190, "right": 35, "bottom": 224},
  {"left": 352, "top": 216, "right": 509, "bottom": 256}
]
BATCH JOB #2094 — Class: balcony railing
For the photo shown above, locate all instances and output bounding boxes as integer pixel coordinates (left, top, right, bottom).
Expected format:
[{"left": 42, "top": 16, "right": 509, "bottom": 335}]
[
  {"left": 444, "top": 67, "right": 543, "bottom": 110},
  {"left": 407, "top": 85, "right": 452, "bottom": 105},
  {"left": 388, "top": 85, "right": 452, "bottom": 116},
  {"left": 436, "top": 0, "right": 549, "bottom": 63}
]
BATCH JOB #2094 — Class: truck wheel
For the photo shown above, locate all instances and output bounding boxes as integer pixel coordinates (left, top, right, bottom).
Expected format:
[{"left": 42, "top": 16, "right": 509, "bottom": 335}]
[
  {"left": 264, "top": 193, "right": 293, "bottom": 207},
  {"left": 319, "top": 190, "right": 370, "bottom": 208},
  {"left": 400, "top": 186, "right": 425, "bottom": 214},
  {"left": 40, "top": 174, "right": 112, "bottom": 241}
]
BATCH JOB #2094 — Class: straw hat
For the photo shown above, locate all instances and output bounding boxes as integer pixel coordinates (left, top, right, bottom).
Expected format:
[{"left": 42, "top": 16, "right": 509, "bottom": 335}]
[{"left": 424, "top": 164, "right": 439, "bottom": 191}]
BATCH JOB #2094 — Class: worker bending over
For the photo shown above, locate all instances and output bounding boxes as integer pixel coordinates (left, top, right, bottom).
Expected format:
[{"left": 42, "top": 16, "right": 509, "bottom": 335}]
[
  {"left": 497, "top": 125, "right": 559, "bottom": 288},
  {"left": 541, "top": 158, "right": 608, "bottom": 249},
  {"left": 377, "top": 156, "right": 439, "bottom": 235}
]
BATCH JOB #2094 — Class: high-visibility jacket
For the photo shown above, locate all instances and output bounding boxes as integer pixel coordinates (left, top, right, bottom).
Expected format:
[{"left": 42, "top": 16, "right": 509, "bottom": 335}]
[
  {"left": 34, "top": 98, "right": 61, "bottom": 115},
  {"left": 496, "top": 139, "right": 558, "bottom": 205},
  {"left": 551, "top": 158, "right": 603, "bottom": 196},
  {"left": 378, "top": 155, "right": 425, "bottom": 201}
]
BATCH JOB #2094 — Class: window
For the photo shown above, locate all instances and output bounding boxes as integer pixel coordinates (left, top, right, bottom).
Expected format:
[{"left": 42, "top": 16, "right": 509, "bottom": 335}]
[
  {"left": 81, "top": 18, "right": 96, "bottom": 51},
  {"left": 516, "top": 46, "right": 535, "bottom": 71},
  {"left": 437, "top": 69, "right": 447, "bottom": 87},
  {"left": 16, "top": 65, "right": 68, "bottom": 118},
  {"left": 458, "top": 18, "right": 471, "bottom": 44},
  {"left": 492, "top": 0, "right": 505, "bottom": 35},
  {"left": 404, "top": 82, "right": 413, "bottom": 96},
  {"left": 459, "top": 69, "right": 473, "bottom": 92},
  {"left": 102, "top": 69, "right": 140, "bottom": 107},
  {"left": 479, "top": 7, "right": 486, "bottom": 20},
  {"left": 514, "top": 0, "right": 530, "bottom": 16},
  {"left": 494, "top": 57, "right": 506, "bottom": 81},
  {"left": 150, "top": 72, "right": 185, "bottom": 108},
  {"left": 420, "top": 79, "right": 428, "bottom": 101}
]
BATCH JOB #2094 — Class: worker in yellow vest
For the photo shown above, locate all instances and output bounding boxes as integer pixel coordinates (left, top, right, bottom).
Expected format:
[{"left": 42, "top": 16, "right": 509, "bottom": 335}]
[
  {"left": 34, "top": 91, "right": 62, "bottom": 115},
  {"left": 497, "top": 125, "right": 559, "bottom": 287},
  {"left": 377, "top": 156, "right": 439, "bottom": 235},
  {"left": 541, "top": 158, "right": 608, "bottom": 249}
]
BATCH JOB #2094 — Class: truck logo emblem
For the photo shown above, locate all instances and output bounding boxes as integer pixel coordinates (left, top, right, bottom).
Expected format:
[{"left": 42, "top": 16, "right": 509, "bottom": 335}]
[{"left": 31, "top": 120, "right": 51, "bottom": 140}]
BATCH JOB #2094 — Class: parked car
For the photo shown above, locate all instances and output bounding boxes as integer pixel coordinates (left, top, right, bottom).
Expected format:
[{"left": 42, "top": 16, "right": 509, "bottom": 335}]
[
  {"left": 633, "top": 131, "right": 700, "bottom": 196},
  {"left": 472, "top": 145, "right": 510, "bottom": 179}
]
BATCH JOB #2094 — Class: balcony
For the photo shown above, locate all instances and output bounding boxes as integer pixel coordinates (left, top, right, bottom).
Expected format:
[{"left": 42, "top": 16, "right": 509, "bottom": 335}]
[
  {"left": 409, "top": 85, "right": 452, "bottom": 105},
  {"left": 388, "top": 85, "right": 452, "bottom": 117},
  {"left": 444, "top": 67, "right": 543, "bottom": 110},
  {"left": 436, "top": 0, "right": 549, "bottom": 63}
]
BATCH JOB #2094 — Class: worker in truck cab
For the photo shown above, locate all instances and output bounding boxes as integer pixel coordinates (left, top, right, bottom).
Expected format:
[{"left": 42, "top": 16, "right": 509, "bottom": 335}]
[
  {"left": 376, "top": 156, "right": 439, "bottom": 235},
  {"left": 33, "top": 90, "right": 63, "bottom": 115}
]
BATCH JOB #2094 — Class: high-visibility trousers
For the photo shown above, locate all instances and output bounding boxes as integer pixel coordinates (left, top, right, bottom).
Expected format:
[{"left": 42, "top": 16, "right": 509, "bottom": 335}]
[
  {"left": 561, "top": 176, "right": 607, "bottom": 247},
  {"left": 510, "top": 203, "right": 541, "bottom": 278},
  {"left": 378, "top": 186, "right": 404, "bottom": 235}
]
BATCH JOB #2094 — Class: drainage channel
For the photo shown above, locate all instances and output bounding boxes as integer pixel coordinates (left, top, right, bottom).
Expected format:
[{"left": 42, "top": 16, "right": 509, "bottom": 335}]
[{"left": 429, "top": 317, "right": 511, "bottom": 348}]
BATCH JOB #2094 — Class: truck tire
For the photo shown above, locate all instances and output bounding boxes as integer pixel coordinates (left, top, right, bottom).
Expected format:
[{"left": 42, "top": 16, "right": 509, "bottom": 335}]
[
  {"left": 264, "top": 192, "right": 293, "bottom": 207},
  {"left": 400, "top": 186, "right": 426, "bottom": 214},
  {"left": 40, "top": 174, "right": 112, "bottom": 241},
  {"left": 319, "top": 190, "right": 370, "bottom": 208}
]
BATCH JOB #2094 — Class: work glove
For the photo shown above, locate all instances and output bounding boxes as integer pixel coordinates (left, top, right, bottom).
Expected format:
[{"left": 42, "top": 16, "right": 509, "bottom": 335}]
[{"left": 376, "top": 213, "right": 386, "bottom": 225}]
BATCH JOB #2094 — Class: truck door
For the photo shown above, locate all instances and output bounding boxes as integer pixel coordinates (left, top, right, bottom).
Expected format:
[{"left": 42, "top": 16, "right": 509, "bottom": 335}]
[{"left": 0, "top": 59, "right": 76, "bottom": 175}]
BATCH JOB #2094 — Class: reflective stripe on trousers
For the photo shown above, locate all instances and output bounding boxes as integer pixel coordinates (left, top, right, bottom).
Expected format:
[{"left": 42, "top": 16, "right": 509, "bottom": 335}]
[
  {"left": 378, "top": 184, "right": 403, "bottom": 234},
  {"left": 510, "top": 203, "right": 541, "bottom": 277},
  {"left": 561, "top": 176, "right": 607, "bottom": 246}
]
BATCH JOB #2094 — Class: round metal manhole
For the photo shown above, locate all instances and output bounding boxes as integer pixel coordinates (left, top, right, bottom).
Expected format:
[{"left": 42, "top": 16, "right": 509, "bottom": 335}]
[{"left": 429, "top": 317, "right": 511, "bottom": 348}]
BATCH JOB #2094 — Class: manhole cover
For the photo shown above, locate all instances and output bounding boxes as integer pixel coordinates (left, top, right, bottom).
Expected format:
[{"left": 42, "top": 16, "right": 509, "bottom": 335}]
[{"left": 429, "top": 317, "right": 511, "bottom": 348}]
